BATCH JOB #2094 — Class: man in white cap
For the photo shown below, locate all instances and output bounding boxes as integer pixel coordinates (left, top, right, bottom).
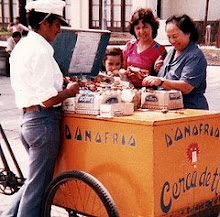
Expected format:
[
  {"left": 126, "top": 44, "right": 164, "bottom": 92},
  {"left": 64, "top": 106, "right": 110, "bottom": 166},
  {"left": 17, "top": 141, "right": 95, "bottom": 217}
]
[{"left": 2, "top": 0, "right": 79, "bottom": 216}]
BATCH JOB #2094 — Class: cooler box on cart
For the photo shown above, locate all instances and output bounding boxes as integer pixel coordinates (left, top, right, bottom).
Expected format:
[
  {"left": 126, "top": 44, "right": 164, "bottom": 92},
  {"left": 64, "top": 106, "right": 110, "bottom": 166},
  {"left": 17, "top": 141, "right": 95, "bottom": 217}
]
[
  {"left": 55, "top": 110, "right": 220, "bottom": 217},
  {"left": 52, "top": 28, "right": 220, "bottom": 216}
]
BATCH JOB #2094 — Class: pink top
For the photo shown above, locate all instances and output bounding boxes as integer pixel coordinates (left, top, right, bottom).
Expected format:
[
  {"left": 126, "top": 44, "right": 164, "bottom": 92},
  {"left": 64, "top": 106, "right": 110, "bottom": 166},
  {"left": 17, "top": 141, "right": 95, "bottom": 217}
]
[{"left": 123, "top": 40, "right": 167, "bottom": 73}]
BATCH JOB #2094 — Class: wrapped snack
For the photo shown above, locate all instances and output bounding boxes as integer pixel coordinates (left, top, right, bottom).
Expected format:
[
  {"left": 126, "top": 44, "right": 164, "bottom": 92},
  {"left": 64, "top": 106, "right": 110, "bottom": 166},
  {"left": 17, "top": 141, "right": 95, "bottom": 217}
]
[
  {"left": 121, "top": 88, "right": 141, "bottom": 110},
  {"left": 93, "top": 73, "right": 114, "bottom": 84}
]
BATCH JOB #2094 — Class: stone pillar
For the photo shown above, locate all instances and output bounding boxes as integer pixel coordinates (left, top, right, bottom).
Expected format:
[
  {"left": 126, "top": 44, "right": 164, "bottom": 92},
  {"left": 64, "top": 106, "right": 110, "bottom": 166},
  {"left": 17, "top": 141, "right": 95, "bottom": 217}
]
[{"left": 70, "top": 0, "right": 89, "bottom": 29}]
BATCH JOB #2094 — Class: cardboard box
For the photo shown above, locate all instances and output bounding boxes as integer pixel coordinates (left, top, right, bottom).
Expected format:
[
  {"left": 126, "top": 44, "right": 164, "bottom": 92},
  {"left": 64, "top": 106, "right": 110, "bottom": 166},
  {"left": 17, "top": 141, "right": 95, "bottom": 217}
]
[
  {"left": 100, "top": 102, "right": 134, "bottom": 117},
  {"left": 141, "top": 90, "right": 183, "bottom": 110},
  {"left": 122, "top": 102, "right": 134, "bottom": 115},
  {"left": 75, "top": 90, "right": 121, "bottom": 115},
  {"left": 100, "top": 103, "right": 123, "bottom": 117},
  {"left": 75, "top": 91, "right": 100, "bottom": 115},
  {"left": 62, "top": 97, "right": 76, "bottom": 112}
]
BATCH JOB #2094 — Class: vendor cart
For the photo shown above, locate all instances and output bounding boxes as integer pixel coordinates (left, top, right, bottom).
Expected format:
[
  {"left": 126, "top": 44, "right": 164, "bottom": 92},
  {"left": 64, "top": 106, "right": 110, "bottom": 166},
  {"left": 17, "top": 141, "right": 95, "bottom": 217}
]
[
  {"left": 43, "top": 109, "right": 220, "bottom": 217},
  {"left": 41, "top": 28, "right": 220, "bottom": 217},
  {"left": 1, "top": 28, "right": 220, "bottom": 217}
]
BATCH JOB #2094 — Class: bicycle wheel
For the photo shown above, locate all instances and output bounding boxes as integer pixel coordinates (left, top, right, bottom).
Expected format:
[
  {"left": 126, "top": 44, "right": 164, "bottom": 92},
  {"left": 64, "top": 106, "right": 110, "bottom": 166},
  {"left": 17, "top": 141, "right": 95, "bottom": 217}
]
[{"left": 43, "top": 170, "right": 119, "bottom": 217}]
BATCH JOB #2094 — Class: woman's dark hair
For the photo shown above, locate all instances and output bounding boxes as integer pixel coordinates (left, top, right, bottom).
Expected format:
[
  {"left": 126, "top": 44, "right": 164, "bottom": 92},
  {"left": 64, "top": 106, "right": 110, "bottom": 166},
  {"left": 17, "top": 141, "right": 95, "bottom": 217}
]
[
  {"left": 166, "top": 14, "right": 199, "bottom": 42},
  {"left": 27, "top": 10, "right": 59, "bottom": 30},
  {"left": 129, "top": 8, "right": 159, "bottom": 39}
]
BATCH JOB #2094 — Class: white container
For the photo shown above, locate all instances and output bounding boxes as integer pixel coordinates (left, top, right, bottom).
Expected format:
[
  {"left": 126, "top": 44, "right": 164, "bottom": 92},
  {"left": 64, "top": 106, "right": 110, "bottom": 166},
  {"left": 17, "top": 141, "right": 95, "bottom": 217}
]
[
  {"left": 141, "top": 90, "right": 183, "bottom": 110},
  {"left": 100, "top": 103, "right": 134, "bottom": 117},
  {"left": 62, "top": 97, "right": 76, "bottom": 112},
  {"left": 100, "top": 103, "right": 123, "bottom": 117},
  {"left": 75, "top": 91, "right": 101, "bottom": 115},
  {"left": 75, "top": 90, "right": 121, "bottom": 115}
]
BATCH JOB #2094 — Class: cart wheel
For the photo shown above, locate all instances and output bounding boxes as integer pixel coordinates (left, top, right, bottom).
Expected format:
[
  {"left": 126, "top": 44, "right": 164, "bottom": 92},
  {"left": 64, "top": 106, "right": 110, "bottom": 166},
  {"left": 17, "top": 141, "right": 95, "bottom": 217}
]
[
  {"left": 43, "top": 170, "right": 119, "bottom": 217},
  {"left": 0, "top": 170, "right": 19, "bottom": 195}
]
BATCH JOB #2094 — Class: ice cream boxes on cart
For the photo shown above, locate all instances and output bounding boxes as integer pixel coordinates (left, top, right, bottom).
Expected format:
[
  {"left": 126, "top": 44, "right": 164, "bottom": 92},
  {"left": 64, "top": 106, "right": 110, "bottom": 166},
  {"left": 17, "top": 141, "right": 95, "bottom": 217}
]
[
  {"left": 141, "top": 89, "right": 183, "bottom": 110},
  {"left": 62, "top": 90, "right": 134, "bottom": 116}
]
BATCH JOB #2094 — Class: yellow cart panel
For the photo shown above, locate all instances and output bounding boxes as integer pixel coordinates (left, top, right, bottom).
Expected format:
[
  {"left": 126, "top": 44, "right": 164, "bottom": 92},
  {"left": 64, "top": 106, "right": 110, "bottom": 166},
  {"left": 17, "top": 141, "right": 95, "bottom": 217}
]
[{"left": 54, "top": 109, "right": 220, "bottom": 217}]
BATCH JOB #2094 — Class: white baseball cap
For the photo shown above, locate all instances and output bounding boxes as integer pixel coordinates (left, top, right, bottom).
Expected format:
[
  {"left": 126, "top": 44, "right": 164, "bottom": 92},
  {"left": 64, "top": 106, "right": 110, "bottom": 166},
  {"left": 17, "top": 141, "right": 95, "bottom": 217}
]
[{"left": 26, "top": 0, "right": 69, "bottom": 26}]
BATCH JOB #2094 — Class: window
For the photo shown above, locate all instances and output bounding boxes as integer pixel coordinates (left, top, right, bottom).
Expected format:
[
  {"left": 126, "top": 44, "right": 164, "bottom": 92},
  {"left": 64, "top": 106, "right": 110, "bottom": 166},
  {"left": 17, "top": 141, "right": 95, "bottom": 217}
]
[
  {"left": 0, "top": 0, "right": 12, "bottom": 25},
  {"left": 89, "top": 0, "right": 132, "bottom": 32}
]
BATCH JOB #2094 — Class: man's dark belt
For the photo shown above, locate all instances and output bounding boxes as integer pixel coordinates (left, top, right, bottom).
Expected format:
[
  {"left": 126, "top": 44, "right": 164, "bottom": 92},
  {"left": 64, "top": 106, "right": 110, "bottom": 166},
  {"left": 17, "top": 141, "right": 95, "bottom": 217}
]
[
  {"left": 23, "top": 105, "right": 62, "bottom": 114},
  {"left": 22, "top": 105, "right": 48, "bottom": 114}
]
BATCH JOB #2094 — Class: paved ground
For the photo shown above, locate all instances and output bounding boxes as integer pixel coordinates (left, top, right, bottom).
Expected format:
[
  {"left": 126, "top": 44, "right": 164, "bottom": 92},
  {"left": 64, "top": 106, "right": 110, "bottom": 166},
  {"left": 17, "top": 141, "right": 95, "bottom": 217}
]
[
  {"left": 0, "top": 76, "right": 28, "bottom": 214},
  {"left": 0, "top": 66, "right": 220, "bottom": 214}
]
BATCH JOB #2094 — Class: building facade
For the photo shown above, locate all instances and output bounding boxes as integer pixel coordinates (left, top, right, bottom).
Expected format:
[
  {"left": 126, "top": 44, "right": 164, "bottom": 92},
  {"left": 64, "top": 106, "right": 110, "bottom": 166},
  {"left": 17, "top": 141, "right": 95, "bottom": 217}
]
[
  {"left": 70, "top": 0, "right": 220, "bottom": 30},
  {"left": 0, "top": 0, "right": 219, "bottom": 31}
]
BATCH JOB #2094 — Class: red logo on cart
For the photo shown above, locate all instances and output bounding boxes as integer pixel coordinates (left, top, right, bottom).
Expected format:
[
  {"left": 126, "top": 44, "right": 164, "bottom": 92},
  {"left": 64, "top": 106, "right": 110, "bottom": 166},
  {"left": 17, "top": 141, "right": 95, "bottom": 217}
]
[{"left": 186, "top": 142, "right": 200, "bottom": 164}]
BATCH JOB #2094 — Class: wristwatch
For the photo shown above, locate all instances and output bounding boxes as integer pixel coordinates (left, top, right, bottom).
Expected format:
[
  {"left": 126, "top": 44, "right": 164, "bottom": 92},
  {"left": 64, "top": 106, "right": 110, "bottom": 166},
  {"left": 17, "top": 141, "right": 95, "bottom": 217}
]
[{"left": 159, "top": 77, "right": 165, "bottom": 86}]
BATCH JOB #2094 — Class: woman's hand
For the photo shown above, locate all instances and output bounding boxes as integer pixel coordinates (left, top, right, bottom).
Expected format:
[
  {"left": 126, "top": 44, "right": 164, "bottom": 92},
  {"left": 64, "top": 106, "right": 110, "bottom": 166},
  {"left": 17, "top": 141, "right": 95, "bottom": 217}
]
[
  {"left": 127, "top": 66, "right": 150, "bottom": 86},
  {"left": 142, "top": 76, "right": 163, "bottom": 87},
  {"left": 142, "top": 76, "right": 195, "bottom": 94},
  {"left": 154, "top": 57, "right": 164, "bottom": 72}
]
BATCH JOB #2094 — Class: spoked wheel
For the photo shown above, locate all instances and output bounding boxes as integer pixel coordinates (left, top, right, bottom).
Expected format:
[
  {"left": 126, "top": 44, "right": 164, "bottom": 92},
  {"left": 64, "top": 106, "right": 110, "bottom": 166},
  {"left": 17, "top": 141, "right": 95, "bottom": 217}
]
[
  {"left": 43, "top": 170, "right": 119, "bottom": 217},
  {"left": 0, "top": 170, "right": 20, "bottom": 195}
]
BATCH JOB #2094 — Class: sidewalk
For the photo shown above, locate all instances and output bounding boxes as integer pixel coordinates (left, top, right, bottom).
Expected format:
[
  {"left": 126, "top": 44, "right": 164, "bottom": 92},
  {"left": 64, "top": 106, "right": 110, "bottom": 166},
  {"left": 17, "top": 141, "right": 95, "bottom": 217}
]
[
  {"left": 0, "top": 76, "right": 28, "bottom": 213},
  {"left": 0, "top": 66, "right": 220, "bottom": 213}
]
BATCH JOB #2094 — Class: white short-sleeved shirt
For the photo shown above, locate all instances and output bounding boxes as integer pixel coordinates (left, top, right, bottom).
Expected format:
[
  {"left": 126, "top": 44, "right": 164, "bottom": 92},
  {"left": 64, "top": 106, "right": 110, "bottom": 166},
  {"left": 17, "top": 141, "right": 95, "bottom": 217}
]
[
  {"left": 10, "top": 30, "right": 63, "bottom": 109},
  {"left": 7, "top": 23, "right": 29, "bottom": 33},
  {"left": 5, "top": 37, "right": 16, "bottom": 53}
]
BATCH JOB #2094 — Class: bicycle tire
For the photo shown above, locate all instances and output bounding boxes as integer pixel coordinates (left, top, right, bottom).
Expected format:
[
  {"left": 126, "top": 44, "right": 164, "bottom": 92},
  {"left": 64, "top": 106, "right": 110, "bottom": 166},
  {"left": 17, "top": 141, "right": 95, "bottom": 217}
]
[{"left": 43, "top": 170, "right": 119, "bottom": 217}]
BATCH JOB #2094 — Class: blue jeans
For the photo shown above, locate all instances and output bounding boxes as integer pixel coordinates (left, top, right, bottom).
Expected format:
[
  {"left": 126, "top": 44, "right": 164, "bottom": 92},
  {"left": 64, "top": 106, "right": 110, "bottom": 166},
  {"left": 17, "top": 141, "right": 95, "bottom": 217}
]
[{"left": 1, "top": 107, "right": 61, "bottom": 217}]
